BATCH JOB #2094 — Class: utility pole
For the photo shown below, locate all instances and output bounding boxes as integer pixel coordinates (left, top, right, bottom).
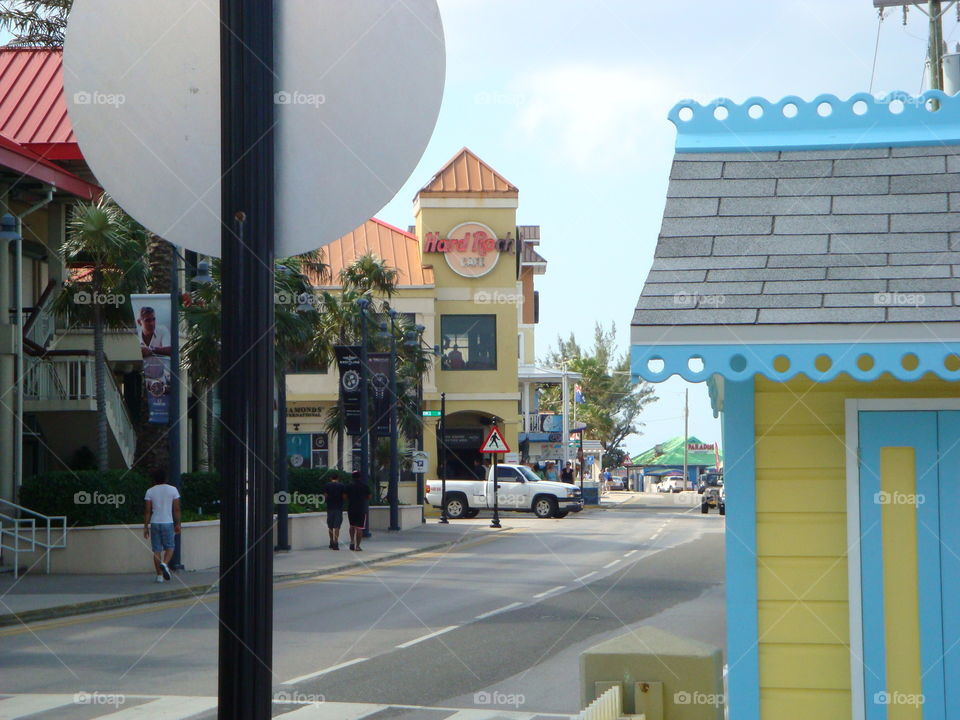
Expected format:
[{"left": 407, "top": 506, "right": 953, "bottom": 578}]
[
  {"left": 930, "top": 1, "right": 946, "bottom": 91},
  {"left": 682, "top": 388, "right": 689, "bottom": 491}
]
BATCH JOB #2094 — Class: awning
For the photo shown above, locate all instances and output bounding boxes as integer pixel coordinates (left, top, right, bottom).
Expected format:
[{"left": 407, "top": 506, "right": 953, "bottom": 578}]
[{"left": 518, "top": 364, "right": 582, "bottom": 383}]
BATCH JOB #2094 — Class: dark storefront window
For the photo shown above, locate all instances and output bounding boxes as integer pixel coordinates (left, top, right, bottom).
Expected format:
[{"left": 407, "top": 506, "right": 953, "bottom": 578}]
[{"left": 440, "top": 315, "right": 496, "bottom": 371}]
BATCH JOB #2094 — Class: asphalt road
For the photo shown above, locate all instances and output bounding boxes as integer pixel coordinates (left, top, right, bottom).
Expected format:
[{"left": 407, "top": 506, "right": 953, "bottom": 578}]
[{"left": 0, "top": 504, "right": 725, "bottom": 718}]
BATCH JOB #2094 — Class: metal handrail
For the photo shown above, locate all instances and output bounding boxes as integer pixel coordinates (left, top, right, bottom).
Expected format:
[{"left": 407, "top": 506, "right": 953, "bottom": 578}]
[
  {"left": 0, "top": 499, "right": 67, "bottom": 578},
  {"left": 577, "top": 686, "right": 627, "bottom": 720}
]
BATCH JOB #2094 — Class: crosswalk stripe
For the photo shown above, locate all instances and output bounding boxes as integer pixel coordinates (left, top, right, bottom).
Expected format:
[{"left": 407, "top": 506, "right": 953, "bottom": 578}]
[
  {"left": 100, "top": 696, "right": 218, "bottom": 718},
  {"left": 0, "top": 694, "right": 76, "bottom": 718},
  {"left": 279, "top": 702, "right": 386, "bottom": 719}
]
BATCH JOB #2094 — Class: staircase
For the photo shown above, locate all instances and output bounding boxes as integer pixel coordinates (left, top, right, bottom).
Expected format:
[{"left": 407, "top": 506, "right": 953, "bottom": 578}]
[{"left": 0, "top": 498, "right": 67, "bottom": 578}]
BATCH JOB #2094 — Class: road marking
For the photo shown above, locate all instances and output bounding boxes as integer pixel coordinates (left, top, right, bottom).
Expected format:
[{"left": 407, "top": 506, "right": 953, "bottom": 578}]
[
  {"left": 575, "top": 571, "right": 596, "bottom": 582},
  {"left": 533, "top": 585, "right": 565, "bottom": 599},
  {"left": 0, "top": 694, "right": 78, "bottom": 716},
  {"left": 100, "top": 696, "right": 218, "bottom": 718},
  {"left": 603, "top": 559, "right": 620, "bottom": 569},
  {"left": 396, "top": 625, "right": 458, "bottom": 648},
  {"left": 282, "top": 657, "right": 368, "bottom": 685},
  {"left": 475, "top": 602, "right": 522, "bottom": 620},
  {"left": 624, "top": 550, "right": 637, "bottom": 557}
]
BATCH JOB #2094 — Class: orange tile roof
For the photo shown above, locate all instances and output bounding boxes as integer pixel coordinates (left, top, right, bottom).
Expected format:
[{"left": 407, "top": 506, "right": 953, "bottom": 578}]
[
  {"left": 417, "top": 147, "right": 518, "bottom": 198},
  {"left": 0, "top": 48, "right": 80, "bottom": 160},
  {"left": 313, "top": 218, "right": 434, "bottom": 288}
]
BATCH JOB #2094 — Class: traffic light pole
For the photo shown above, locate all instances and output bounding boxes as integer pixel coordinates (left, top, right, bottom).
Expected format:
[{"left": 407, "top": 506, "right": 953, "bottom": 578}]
[{"left": 218, "top": 0, "right": 276, "bottom": 716}]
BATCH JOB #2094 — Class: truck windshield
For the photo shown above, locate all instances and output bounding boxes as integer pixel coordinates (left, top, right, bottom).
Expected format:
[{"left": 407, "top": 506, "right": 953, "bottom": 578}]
[{"left": 517, "top": 466, "right": 541, "bottom": 483}]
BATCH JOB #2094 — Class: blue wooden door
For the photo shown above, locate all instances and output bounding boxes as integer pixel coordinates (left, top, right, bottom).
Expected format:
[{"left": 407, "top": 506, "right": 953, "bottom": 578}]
[{"left": 858, "top": 411, "right": 959, "bottom": 720}]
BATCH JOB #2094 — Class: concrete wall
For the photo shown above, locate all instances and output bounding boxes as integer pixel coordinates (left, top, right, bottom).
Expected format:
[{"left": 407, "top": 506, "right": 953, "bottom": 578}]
[{"left": 17, "top": 506, "right": 423, "bottom": 574}]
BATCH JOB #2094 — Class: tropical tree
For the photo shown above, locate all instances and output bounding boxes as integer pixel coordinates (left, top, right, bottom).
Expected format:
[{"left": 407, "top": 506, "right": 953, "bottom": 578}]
[
  {"left": 0, "top": 0, "right": 70, "bottom": 46},
  {"left": 181, "top": 251, "right": 327, "bottom": 472},
  {"left": 51, "top": 196, "right": 149, "bottom": 470},
  {"left": 541, "top": 323, "right": 658, "bottom": 467}
]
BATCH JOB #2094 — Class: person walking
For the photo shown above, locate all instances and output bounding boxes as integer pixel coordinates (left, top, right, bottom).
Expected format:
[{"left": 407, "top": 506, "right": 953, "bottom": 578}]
[
  {"left": 560, "top": 461, "right": 575, "bottom": 484},
  {"left": 143, "top": 467, "right": 180, "bottom": 583},
  {"left": 345, "top": 470, "right": 371, "bottom": 551},
  {"left": 323, "top": 475, "right": 346, "bottom": 550}
]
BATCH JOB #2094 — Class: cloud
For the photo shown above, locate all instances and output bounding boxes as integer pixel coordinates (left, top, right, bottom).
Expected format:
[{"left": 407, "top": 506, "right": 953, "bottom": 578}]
[{"left": 511, "top": 64, "right": 676, "bottom": 171}]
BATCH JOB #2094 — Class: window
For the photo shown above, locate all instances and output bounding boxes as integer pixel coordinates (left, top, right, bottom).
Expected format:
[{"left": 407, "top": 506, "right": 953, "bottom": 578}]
[
  {"left": 495, "top": 466, "right": 521, "bottom": 482},
  {"left": 440, "top": 315, "right": 496, "bottom": 371}
]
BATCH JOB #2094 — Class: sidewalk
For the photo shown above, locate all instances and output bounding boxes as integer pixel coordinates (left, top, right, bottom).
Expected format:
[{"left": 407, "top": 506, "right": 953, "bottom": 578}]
[
  {"left": 0, "top": 520, "right": 502, "bottom": 628},
  {"left": 597, "top": 490, "right": 700, "bottom": 509}
]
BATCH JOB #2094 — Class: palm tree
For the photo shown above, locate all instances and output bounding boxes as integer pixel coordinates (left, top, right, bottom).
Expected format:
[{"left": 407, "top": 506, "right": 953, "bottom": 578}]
[
  {"left": 51, "top": 196, "right": 149, "bottom": 470},
  {"left": 0, "top": 0, "right": 71, "bottom": 46},
  {"left": 181, "top": 251, "right": 328, "bottom": 472}
]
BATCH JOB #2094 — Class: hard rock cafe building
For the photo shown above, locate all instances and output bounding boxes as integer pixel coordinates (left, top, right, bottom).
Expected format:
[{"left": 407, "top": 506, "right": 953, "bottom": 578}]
[{"left": 285, "top": 149, "right": 567, "bottom": 497}]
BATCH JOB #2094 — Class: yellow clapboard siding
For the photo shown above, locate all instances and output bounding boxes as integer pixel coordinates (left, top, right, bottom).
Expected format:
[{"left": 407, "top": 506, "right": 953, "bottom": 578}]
[
  {"left": 757, "top": 512, "right": 847, "bottom": 557},
  {"left": 755, "top": 436, "right": 845, "bottom": 470},
  {"left": 757, "top": 556, "right": 848, "bottom": 602},
  {"left": 758, "top": 601, "right": 850, "bottom": 645},
  {"left": 757, "top": 477, "right": 846, "bottom": 513},
  {"left": 760, "top": 688, "right": 851, "bottom": 719},
  {"left": 759, "top": 643, "right": 851, "bottom": 689}
]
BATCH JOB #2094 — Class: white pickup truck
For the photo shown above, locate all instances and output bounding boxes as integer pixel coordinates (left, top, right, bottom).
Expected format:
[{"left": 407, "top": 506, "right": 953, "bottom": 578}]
[{"left": 425, "top": 463, "right": 584, "bottom": 519}]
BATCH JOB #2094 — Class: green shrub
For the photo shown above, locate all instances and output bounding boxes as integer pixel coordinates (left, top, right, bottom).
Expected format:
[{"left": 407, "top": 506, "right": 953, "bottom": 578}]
[
  {"left": 18, "top": 470, "right": 150, "bottom": 527},
  {"left": 179, "top": 472, "right": 220, "bottom": 515}
]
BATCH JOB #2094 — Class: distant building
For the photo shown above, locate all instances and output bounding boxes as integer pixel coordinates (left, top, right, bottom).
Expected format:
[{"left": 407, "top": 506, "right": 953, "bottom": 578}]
[{"left": 627, "top": 436, "right": 721, "bottom": 490}]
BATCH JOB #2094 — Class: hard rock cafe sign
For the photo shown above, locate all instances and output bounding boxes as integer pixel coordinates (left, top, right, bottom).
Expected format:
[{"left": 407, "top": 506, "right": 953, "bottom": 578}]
[{"left": 423, "top": 222, "right": 516, "bottom": 278}]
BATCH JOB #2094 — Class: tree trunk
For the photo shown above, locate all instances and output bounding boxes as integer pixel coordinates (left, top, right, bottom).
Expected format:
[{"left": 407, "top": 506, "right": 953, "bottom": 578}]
[{"left": 93, "top": 300, "right": 108, "bottom": 472}]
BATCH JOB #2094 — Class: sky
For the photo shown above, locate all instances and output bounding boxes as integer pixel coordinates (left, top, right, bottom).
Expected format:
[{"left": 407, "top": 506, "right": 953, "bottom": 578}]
[{"left": 375, "top": 0, "right": 958, "bottom": 458}]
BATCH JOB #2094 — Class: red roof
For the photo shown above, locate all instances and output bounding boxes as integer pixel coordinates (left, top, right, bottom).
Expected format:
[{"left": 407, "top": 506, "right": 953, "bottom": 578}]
[
  {"left": 0, "top": 132, "right": 100, "bottom": 199},
  {"left": 312, "top": 218, "right": 434, "bottom": 288},
  {"left": 418, "top": 147, "right": 519, "bottom": 198},
  {"left": 0, "top": 48, "right": 79, "bottom": 160}
]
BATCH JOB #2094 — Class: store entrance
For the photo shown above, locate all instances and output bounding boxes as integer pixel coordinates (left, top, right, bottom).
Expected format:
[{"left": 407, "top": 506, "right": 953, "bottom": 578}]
[{"left": 438, "top": 412, "right": 493, "bottom": 480}]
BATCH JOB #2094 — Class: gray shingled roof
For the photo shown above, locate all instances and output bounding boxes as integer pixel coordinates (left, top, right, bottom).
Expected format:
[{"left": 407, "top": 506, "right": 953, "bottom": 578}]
[{"left": 633, "top": 145, "right": 960, "bottom": 329}]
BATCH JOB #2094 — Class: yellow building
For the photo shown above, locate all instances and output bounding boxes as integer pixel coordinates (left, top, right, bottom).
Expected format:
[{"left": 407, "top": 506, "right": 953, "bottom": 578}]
[
  {"left": 631, "top": 93, "right": 960, "bottom": 720},
  {"left": 286, "top": 149, "right": 562, "bottom": 492}
]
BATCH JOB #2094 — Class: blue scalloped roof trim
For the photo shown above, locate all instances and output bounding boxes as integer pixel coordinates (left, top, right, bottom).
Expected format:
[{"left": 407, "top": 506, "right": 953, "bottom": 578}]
[
  {"left": 631, "top": 343, "right": 960, "bottom": 384},
  {"left": 670, "top": 92, "right": 960, "bottom": 152}
]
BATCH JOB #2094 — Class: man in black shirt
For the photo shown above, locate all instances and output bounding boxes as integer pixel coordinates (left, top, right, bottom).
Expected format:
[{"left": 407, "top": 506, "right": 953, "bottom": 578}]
[
  {"left": 345, "top": 470, "right": 371, "bottom": 551},
  {"left": 560, "top": 461, "right": 575, "bottom": 484},
  {"left": 323, "top": 476, "right": 346, "bottom": 550}
]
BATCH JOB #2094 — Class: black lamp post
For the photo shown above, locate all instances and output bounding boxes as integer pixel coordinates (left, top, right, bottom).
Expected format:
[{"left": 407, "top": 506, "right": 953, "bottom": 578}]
[
  {"left": 439, "top": 391, "right": 448, "bottom": 524},
  {"left": 379, "top": 310, "right": 400, "bottom": 531},
  {"left": 357, "top": 297, "right": 372, "bottom": 538}
]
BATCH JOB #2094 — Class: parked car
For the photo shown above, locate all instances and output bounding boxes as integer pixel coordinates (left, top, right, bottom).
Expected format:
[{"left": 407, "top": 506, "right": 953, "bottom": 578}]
[
  {"left": 608, "top": 476, "right": 625, "bottom": 491},
  {"left": 658, "top": 475, "right": 684, "bottom": 493},
  {"left": 425, "top": 463, "right": 584, "bottom": 519},
  {"left": 701, "top": 483, "right": 725, "bottom": 515}
]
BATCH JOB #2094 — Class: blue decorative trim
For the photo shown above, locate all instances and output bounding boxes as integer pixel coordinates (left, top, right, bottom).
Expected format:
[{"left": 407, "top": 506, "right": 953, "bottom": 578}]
[
  {"left": 723, "top": 379, "right": 760, "bottom": 720},
  {"left": 669, "top": 91, "right": 960, "bottom": 153},
  {"left": 631, "top": 342, "right": 960, "bottom": 384}
]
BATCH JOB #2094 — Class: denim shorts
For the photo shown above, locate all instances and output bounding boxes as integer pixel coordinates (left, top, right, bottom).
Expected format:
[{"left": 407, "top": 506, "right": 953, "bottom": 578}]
[{"left": 150, "top": 523, "right": 176, "bottom": 552}]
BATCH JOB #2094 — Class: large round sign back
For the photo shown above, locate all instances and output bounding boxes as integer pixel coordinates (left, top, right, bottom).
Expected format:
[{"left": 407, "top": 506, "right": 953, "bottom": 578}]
[{"left": 63, "top": 0, "right": 445, "bottom": 258}]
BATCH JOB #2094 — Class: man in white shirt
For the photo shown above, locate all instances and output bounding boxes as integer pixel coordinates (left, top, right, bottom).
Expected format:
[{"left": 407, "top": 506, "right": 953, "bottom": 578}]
[
  {"left": 143, "top": 467, "right": 181, "bottom": 582},
  {"left": 137, "top": 306, "right": 171, "bottom": 358}
]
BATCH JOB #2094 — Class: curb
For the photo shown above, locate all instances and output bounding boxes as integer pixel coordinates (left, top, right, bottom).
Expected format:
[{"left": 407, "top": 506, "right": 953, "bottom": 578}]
[{"left": 0, "top": 533, "right": 490, "bottom": 629}]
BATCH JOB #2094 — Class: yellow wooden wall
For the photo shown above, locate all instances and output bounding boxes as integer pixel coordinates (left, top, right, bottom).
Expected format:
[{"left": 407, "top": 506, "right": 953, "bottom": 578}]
[{"left": 753, "top": 373, "right": 958, "bottom": 719}]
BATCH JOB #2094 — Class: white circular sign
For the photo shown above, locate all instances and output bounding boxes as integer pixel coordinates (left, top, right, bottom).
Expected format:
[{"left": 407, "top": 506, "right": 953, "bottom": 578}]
[{"left": 63, "top": 0, "right": 446, "bottom": 257}]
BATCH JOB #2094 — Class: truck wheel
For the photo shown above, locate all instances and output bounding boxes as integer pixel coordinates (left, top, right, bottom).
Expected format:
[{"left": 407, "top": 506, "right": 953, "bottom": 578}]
[
  {"left": 553, "top": 510, "right": 569, "bottom": 519},
  {"left": 719, "top": 504, "right": 726, "bottom": 516},
  {"left": 533, "top": 496, "right": 558, "bottom": 519},
  {"left": 701, "top": 503, "right": 709, "bottom": 514},
  {"left": 444, "top": 495, "right": 468, "bottom": 519},
  {"left": 464, "top": 508, "right": 480, "bottom": 519}
]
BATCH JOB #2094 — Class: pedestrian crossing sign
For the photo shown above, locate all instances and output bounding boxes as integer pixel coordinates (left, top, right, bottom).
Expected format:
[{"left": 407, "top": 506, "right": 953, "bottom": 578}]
[{"left": 479, "top": 426, "right": 510, "bottom": 454}]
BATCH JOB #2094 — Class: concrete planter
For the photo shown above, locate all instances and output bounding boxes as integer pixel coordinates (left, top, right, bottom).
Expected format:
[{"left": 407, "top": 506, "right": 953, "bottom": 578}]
[{"left": 18, "top": 505, "right": 422, "bottom": 575}]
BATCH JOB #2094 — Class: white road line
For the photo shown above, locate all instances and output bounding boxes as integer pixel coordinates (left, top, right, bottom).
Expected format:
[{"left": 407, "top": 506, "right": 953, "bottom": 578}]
[
  {"left": 475, "top": 602, "right": 523, "bottom": 620},
  {"left": 603, "top": 559, "right": 620, "bottom": 569},
  {"left": 533, "top": 585, "right": 565, "bottom": 599},
  {"left": 396, "top": 625, "right": 458, "bottom": 649},
  {"left": 97, "top": 697, "right": 218, "bottom": 719},
  {"left": 0, "top": 694, "right": 77, "bottom": 716},
  {"left": 282, "top": 657, "right": 369, "bottom": 685},
  {"left": 575, "top": 571, "right": 597, "bottom": 582},
  {"left": 624, "top": 550, "right": 637, "bottom": 557}
]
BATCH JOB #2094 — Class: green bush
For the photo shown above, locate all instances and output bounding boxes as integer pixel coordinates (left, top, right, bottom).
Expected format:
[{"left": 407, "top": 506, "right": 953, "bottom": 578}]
[
  {"left": 18, "top": 470, "right": 150, "bottom": 527},
  {"left": 179, "top": 472, "right": 220, "bottom": 515}
]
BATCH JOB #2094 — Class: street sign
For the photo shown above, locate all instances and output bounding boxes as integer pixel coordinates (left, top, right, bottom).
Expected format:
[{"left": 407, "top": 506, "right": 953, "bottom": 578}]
[
  {"left": 480, "top": 426, "right": 510, "bottom": 454},
  {"left": 411, "top": 451, "right": 429, "bottom": 474},
  {"left": 63, "top": 0, "right": 446, "bottom": 257},
  {"left": 422, "top": 410, "right": 442, "bottom": 417}
]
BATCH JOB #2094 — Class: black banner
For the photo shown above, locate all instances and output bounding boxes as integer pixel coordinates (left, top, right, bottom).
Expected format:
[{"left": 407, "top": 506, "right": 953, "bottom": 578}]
[
  {"left": 368, "top": 352, "right": 392, "bottom": 438},
  {"left": 335, "top": 346, "right": 363, "bottom": 435}
]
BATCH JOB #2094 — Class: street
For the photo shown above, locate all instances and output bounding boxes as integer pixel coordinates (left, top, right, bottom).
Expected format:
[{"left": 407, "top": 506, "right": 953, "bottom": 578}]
[{"left": 0, "top": 502, "right": 725, "bottom": 719}]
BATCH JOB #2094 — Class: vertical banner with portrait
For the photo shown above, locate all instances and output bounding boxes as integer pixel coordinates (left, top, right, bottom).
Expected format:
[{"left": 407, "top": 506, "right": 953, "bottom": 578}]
[
  {"left": 335, "top": 346, "right": 363, "bottom": 435},
  {"left": 131, "top": 294, "right": 173, "bottom": 425},
  {"left": 368, "top": 352, "right": 392, "bottom": 438}
]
